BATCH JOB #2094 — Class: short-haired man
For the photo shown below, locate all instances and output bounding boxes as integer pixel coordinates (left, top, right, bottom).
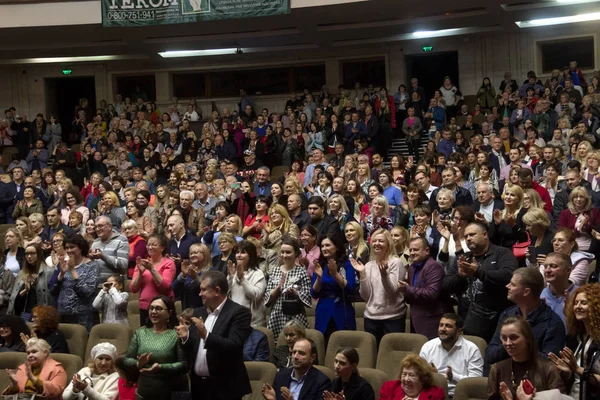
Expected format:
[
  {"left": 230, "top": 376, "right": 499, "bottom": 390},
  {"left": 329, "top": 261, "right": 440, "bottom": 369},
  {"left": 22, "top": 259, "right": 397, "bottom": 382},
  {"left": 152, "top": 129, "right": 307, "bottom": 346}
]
[
  {"left": 499, "top": 148, "right": 531, "bottom": 181},
  {"left": 288, "top": 194, "right": 311, "bottom": 228},
  {"left": 254, "top": 166, "right": 272, "bottom": 197},
  {"left": 307, "top": 197, "right": 341, "bottom": 242},
  {"left": 518, "top": 168, "right": 552, "bottom": 213},
  {"left": 262, "top": 338, "right": 331, "bottom": 400},
  {"left": 540, "top": 252, "right": 577, "bottom": 327},
  {"left": 193, "top": 182, "right": 217, "bottom": 226},
  {"left": 40, "top": 206, "right": 74, "bottom": 244},
  {"left": 166, "top": 215, "right": 200, "bottom": 275},
  {"left": 240, "top": 149, "right": 263, "bottom": 181},
  {"left": 472, "top": 182, "right": 504, "bottom": 223},
  {"left": 443, "top": 221, "right": 517, "bottom": 342},
  {"left": 303, "top": 149, "right": 329, "bottom": 187},
  {"left": 90, "top": 215, "right": 128, "bottom": 285},
  {"left": 485, "top": 267, "right": 565, "bottom": 366},
  {"left": 419, "top": 314, "right": 484, "bottom": 397},
  {"left": 180, "top": 190, "right": 204, "bottom": 237},
  {"left": 176, "top": 270, "right": 253, "bottom": 399},
  {"left": 399, "top": 238, "right": 450, "bottom": 339},
  {"left": 414, "top": 170, "right": 438, "bottom": 201},
  {"left": 429, "top": 168, "right": 473, "bottom": 211}
]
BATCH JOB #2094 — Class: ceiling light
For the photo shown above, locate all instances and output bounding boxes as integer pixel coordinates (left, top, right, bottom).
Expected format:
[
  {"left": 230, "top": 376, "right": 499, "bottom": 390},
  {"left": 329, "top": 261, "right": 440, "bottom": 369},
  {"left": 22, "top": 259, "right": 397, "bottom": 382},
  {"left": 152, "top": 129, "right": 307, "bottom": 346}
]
[
  {"left": 516, "top": 11, "right": 600, "bottom": 27},
  {"left": 412, "top": 28, "right": 463, "bottom": 38},
  {"left": 555, "top": 0, "right": 600, "bottom": 4},
  {"left": 158, "top": 48, "right": 239, "bottom": 58},
  {"left": 0, "top": 55, "right": 144, "bottom": 65}
]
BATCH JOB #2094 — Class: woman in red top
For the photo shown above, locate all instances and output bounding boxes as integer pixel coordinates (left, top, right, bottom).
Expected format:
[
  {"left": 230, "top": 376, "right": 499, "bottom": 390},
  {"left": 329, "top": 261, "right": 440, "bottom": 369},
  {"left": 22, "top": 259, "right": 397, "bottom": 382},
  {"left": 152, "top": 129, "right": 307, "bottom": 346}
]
[
  {"left": 242, "top": 195, "right": 271, "bottom": 239},
  {"left": 122, "top": 220, "right": 148, "bottom": 278},
  {"left": 558, "top": 186, "right": 600, "bottom": 252},
  {"left": 380, "top": 354, "right": 445, "bottom": 400}
]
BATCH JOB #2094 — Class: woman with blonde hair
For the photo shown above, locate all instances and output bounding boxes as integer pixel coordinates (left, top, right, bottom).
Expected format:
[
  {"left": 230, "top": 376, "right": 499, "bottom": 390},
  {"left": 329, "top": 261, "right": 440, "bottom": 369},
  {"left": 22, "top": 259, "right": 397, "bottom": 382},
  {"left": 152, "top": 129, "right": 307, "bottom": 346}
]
[
  {"left": 356, "top": 163, "right": 374, "bottom": 195},
  {"left": 559, "top": 186, "right": 600, "bottom": 252},
  {"left": 523, "top": 189, "right": 547, "bottom": 211},
  {"left": 328, "top": 194, "right": 352, "bottom": 232},
  {"left": 98, "top": 191, "right": 126, "bottom": 230},
  {"left": 4, "top": 227, "right": 24, "bottom": 277},
  {"left": 28, "top": 213, "right": 45, "bottom": 238},
  {"left": 363, "top": 195, "right": 393, "bottom": 240},
  {"left": 575, "top": 140, "right": 593, "bottom": 165},
  {"left": 345, "top": 221, "right": 369, "bottom": 264},
  {"left": 15, "top": 217, "right": 41, "bottom": 248},
  {"left": 391, "top": 226, "right": 411, "bottom": 268},
  {"left": 350, "top": 229, "right": 405, "bottom": 345},
  {"left": 338, "top": 155, "right": 357, "bottom": 182},
  {"left": 172, "top": 243, "right": 211, "bottom": 310},
  {"left": 522, "top": 207, "right": 554, "bottom": 267},
  {"left": 583, "top": 149, "right": 600, "bottom": 192},
  {"left": 261, "top": 204, "right": 299, "bottom": 252},
  {"left": 492, "top": 184, "right": 528, "bottom": 249}
]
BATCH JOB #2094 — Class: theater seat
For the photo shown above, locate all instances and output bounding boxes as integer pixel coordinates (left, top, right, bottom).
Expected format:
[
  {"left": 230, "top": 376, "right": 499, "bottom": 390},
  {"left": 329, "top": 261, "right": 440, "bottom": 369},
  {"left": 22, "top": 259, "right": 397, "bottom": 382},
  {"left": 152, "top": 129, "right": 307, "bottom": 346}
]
[
  {"left": 360, "top": 367, "right": 388, "bottom": 398},
  {"left": 376, "top": 333, "right": 428, "bottom": 379},
  {"left": 59, "top": 323, "right": 89, "bottom": 361},
  {"left": 255, "top": 327, "right": 275, "bottom": 361},
  {"left": 314, "top": 365, "right": 335, "bottom": 381},
  {"left": 85, "top": 323, "right": 132, "bottom": 364},
  {"left": 277, "top": 328, "right": 325, "bottom": 366},
  {"left": 0, "top": 352, "right": 26, "bottom": 391},
  {"left": 52, "top": 353, "right": 83, "bottom": 380},
  {"left": 324, "top": 331, "right": 377, "bottom": 369},
  {"left": 128, "top": 300, "right": 141, "bottom": 331},
  {"left": 454, "top": 377, "right": 489, "bottom": 400},
  {"left": 463, "top": 335, "right": 487, "bottom": 358},
  {"left": 175, "top": 301, "right": 182, "bottom": 315},
  {"left": 354, "top": 302, "right": 365, "bottom": 331},
  {"left": 243, "top": 361, "right": 277, "bottom": 400},
  {"left": 432, "top": 372, "right": 450, "bottom": 400}
]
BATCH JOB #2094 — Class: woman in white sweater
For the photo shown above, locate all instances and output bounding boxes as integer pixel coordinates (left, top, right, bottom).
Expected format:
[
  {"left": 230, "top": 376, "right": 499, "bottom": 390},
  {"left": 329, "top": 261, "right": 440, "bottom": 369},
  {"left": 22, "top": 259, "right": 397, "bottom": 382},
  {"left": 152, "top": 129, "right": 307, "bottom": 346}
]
[
  {"left": 350, "top": 228, "right": 406, "bottom": 345},
  {"left": 62, "top": 342, "right": 120, "bottom": 400},
  {"left": 227, "top": 240, "right": 267, "bottom": 327}
]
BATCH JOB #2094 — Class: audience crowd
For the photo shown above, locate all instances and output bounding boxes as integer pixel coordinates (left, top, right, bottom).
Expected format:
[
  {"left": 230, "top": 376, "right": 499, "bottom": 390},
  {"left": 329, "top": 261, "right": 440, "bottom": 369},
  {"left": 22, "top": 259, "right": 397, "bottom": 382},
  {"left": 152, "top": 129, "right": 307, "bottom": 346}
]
[{"left": 0, "top": 61, "right": 599, "bottom": 399}]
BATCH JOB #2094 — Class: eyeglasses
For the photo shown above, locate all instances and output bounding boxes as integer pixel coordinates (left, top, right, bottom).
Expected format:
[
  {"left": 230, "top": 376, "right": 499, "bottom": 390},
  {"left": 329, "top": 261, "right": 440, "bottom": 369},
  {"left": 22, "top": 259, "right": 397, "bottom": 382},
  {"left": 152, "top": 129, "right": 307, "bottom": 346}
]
[
  {"left": 148, "top": 306, "right": 165, "bottom": 312},
  {"left": 52, "top": 239, "right": 63, "bottom": 244}
]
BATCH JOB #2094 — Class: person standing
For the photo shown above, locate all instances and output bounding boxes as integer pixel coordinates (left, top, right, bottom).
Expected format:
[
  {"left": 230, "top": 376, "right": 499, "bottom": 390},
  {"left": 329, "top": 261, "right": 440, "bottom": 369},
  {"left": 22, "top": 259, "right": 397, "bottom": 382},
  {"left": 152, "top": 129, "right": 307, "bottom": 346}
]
[
  {"left": 175, "top": 270, "right": 252, "bottom": 400},
  {"left": 399, "top": 238, "right": 450, "bottom": 339}
]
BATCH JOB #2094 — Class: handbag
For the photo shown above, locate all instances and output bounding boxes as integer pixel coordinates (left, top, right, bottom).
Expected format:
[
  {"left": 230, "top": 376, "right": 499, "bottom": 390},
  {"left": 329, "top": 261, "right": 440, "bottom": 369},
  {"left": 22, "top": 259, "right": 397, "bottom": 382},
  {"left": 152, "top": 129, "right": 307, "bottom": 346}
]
[
  {"left": 281, "top": 296, "right": 304, "bottom": 316},
  {"left": 512, "top": 232, "right": 531, "bottom": 260}
]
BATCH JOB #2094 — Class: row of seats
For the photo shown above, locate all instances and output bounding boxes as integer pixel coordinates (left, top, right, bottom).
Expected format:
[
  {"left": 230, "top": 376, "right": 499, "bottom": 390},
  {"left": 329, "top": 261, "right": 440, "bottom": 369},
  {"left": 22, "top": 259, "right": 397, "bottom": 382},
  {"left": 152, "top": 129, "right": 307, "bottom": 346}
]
[
  {"left": 244, "top": 361, "right": 489, "bottom": 400},
  {"left": 253, "top": 328, "right": 487, "bottom": 381}
]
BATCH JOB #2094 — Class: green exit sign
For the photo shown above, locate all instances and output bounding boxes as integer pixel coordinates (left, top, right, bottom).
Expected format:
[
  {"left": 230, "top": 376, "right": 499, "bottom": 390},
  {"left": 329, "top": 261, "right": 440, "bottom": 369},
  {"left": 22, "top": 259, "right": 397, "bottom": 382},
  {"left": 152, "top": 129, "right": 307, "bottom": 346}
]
[
  {"left": 422, "top": 46, "right": 433, "bottom": 52},
  {"left": 62, "top": 69, "right": 72, "bottom": 75}
]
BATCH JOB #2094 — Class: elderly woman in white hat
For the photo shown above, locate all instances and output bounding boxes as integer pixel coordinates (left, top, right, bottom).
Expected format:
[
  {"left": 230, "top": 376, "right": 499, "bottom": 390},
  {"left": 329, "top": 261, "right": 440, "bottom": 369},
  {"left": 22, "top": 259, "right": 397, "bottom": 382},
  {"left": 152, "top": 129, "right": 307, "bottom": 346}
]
[{"left": 62, "top": 342, "right": 120, "bottom": 400}]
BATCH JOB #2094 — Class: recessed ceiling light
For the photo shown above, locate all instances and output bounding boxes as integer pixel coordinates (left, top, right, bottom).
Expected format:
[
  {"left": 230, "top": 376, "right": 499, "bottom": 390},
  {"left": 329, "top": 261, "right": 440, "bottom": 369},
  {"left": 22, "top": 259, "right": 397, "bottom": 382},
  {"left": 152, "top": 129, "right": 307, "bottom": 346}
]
[
  {"left": 516, "top": 11, "right": 600, "bottom": 27},
  {"left": 158, "top": 48, "right": 239, "bottom": 58},
  {"left": 1, "top": 55, "right": 144, "bottom": 65}
]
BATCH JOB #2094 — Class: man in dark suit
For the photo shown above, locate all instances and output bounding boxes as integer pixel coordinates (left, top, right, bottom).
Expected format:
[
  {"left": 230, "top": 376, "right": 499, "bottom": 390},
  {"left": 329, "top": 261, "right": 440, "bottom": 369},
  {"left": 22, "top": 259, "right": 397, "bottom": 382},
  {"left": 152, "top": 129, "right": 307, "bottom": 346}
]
[
  {"left": 399, "top": 237, "right": 450, "bottom": 339},
  {"left": 307, "top": 197, "right": 342, "bottom": 242},
  {"left": 176, "top": 270, "right": 252, "bottom": 400},
  {"left": 262, "top": 338, "right": 331, "bottom": 400}
]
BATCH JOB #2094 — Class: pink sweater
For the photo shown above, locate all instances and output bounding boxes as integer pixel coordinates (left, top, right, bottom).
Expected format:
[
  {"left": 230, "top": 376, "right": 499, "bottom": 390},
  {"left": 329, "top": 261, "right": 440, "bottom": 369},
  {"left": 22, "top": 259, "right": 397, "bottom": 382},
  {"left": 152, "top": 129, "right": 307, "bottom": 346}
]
[
  {"left": 359, "top": 257, "right": 407, "bottom": 320},
  {"left": 130, "top": 257, "right": 175, "bottom": 309}
]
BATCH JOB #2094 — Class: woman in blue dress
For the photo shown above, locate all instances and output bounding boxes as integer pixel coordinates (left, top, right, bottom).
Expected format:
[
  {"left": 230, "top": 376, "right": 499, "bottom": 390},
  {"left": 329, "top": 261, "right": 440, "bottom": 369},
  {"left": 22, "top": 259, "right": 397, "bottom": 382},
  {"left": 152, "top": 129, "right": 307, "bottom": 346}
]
[{"left": 311, "top": 233, "right": 356, "bottom": 343}]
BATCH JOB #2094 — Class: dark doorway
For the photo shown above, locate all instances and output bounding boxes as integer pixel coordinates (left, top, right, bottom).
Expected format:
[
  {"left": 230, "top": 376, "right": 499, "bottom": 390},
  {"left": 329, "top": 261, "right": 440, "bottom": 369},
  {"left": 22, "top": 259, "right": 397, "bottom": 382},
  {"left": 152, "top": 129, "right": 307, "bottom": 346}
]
[
  {"left": 405, "top": 51, "right": 459, "bottom": 103},
  {"left": 45, "top": 77, "right": 96, "bottom": 142}
]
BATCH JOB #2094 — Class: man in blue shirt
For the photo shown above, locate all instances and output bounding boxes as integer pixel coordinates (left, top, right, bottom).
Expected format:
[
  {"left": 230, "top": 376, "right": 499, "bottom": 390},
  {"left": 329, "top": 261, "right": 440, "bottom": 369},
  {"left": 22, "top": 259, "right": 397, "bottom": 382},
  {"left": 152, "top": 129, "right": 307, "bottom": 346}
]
[
  {"left": 262, "top": 338, "right": 331, "bottom": 400},
  {"left": 540, "top": 252, "right": 577, "bottom": 328}
]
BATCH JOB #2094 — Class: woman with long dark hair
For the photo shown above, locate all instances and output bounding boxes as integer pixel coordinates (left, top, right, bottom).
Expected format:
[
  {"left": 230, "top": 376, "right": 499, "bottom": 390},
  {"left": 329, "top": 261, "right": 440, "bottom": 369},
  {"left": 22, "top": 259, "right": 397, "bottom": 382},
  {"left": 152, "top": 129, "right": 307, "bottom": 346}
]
[
  {"left": 327, "top": 347, "right": 375, "bottom": 400},
  {"left": 312, "top": 233, "right": 357, "bottom": 343}
]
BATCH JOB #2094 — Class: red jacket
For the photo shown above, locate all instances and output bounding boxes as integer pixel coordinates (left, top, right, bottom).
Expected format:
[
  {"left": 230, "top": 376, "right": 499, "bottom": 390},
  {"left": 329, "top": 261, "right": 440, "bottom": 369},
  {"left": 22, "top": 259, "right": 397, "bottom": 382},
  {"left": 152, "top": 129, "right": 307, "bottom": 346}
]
[
  {"left": 532, "top": 181, "right": 553, "bottom": 213},
  {"left": 559, "top": 207, "right": 600, "bottom": 234},
  {"left": 380, "top": 381, "right": 445, "bottom": 400}
]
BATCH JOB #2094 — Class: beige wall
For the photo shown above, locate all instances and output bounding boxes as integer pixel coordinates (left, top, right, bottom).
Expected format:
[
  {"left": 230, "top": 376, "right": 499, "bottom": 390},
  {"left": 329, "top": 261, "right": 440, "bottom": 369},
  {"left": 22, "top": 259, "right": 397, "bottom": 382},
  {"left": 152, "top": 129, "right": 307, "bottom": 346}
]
[{"left": 4, "top": 24, "right": 598, "bottom": 118}]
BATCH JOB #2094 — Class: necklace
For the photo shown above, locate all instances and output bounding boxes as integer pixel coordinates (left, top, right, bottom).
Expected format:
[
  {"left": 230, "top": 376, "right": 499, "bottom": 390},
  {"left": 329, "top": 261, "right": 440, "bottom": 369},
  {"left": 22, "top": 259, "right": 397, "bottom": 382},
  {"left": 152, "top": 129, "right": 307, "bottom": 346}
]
[{"left": 510, "top": 360, "right": 529, "bottom": 391}]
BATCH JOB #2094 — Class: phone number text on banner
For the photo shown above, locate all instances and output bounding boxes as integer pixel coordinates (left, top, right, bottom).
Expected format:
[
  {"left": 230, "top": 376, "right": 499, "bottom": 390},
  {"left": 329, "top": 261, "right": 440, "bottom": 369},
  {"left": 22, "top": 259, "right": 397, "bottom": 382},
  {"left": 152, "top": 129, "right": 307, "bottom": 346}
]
[{"left": 102, "top": 0, "right": 291, "bottom": 27}]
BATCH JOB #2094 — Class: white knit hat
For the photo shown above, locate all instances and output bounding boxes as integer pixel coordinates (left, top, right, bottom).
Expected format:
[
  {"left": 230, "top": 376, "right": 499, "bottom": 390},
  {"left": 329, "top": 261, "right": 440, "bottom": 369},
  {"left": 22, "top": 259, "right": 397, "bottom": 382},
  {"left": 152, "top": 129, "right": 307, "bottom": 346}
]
[{"left": 90, "top": 342, "right": 117, "bottom": 361}]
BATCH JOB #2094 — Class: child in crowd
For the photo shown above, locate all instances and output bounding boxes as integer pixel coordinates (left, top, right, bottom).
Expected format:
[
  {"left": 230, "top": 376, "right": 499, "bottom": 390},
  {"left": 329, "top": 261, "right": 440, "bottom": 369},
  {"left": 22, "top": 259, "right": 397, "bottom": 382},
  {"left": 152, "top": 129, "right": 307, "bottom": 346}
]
[
  {"left": 179, "top": 308, "right": 194, "bottom": 327},
  {"left": 93, "top": 274, "right": 129, "bottom": 325},
  {"left": 115, "top": 356, "right": 138, "bottom": 400}
]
